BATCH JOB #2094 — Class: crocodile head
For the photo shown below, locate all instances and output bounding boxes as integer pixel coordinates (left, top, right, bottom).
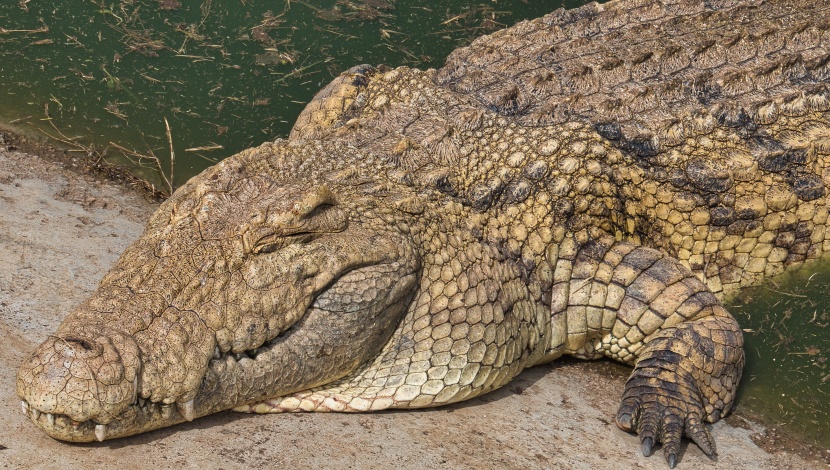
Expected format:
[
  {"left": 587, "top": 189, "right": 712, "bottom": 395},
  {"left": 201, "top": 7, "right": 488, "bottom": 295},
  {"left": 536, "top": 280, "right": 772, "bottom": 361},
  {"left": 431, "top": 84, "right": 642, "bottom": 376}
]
[{"left": 16, "top": 147, "right": 420, "bottom": 441}]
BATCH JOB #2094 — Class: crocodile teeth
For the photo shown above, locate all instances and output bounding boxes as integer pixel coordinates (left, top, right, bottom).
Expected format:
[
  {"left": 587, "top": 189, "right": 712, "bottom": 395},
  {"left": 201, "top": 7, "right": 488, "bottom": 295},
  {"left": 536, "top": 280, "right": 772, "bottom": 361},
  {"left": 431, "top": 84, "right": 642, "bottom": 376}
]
[
  {"left": 214, "top": 346, "right": 221, "bottom": 359},
  {"left": 95, "top": 423, "right": 107, "bottom": 442},
  {"left": 132, "top": 376, "right": 139, "bottom": 405},
  {"left": 21, "top": 400, "right": 29, "bottom": 414},
  {"left": 177, "top": 399, "right": 195, "bottom": 422},
  {"left": 46, "top": 413, "right": 55, "bottom": 426},
  {"left": 32, "top": 408, "right": 41, "bottom": 420}
]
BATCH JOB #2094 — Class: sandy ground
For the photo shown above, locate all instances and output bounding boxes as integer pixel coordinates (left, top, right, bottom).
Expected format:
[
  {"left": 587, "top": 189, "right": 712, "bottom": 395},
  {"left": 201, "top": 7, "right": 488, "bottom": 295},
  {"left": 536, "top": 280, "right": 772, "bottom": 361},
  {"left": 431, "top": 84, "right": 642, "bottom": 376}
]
[{"left": 1, "top": 134, "right": 828, "bottom": 469}]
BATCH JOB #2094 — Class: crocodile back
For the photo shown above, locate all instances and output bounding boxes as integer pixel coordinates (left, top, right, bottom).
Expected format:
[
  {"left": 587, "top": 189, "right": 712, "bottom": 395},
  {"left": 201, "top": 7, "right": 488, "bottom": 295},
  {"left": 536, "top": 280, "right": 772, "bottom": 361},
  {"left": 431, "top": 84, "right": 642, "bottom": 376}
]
[
  {"left": 436, "top": 0, "right": 830, "bottom": 154},
  {"left": 430, "top": 0, "right": 830, "bottom": 298}
]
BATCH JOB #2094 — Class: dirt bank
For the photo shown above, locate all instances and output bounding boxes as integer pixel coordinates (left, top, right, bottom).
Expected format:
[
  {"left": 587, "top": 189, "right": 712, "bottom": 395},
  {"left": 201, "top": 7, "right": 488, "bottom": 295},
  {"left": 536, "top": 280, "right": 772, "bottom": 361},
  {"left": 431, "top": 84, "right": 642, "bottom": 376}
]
[{"left": 0, "top": 134, "right": 827, "bottom": 469}]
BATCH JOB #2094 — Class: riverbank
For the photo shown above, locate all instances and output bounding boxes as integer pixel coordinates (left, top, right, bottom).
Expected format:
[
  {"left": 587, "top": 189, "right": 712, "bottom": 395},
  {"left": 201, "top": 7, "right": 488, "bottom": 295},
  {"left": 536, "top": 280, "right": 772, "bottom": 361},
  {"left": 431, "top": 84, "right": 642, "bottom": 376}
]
[{"left": 0, "top": 130, "right": 827, "bottom": 469}]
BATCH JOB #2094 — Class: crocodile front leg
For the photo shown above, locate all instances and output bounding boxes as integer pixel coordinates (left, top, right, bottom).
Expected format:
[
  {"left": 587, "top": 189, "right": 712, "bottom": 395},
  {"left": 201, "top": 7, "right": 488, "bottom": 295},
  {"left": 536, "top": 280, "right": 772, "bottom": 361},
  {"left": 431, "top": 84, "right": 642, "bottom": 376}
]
[{"left": 541, "top": 235, "right": 744, "bottom": 467}]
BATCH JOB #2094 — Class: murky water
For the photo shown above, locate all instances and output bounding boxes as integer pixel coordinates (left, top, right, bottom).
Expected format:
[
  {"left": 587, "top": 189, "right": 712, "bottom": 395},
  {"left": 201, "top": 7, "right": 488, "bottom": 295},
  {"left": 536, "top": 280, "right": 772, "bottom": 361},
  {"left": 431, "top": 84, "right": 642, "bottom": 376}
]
[
  {"left": 1, "top": 0, "right": 828, "bottom": 449},
  {"left": 0, "top": 0, "right": 558, "bottom": 191},
  {"left": 727, "top": 268, "right": 830, "bottom": 448}
]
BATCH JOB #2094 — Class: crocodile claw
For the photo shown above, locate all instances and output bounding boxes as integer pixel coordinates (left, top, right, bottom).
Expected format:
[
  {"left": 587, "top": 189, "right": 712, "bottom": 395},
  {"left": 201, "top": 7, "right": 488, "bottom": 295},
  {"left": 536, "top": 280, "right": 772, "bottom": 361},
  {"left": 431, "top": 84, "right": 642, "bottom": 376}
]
[{"left": 642, "top": 436, "right": 653, "bottom": 457}]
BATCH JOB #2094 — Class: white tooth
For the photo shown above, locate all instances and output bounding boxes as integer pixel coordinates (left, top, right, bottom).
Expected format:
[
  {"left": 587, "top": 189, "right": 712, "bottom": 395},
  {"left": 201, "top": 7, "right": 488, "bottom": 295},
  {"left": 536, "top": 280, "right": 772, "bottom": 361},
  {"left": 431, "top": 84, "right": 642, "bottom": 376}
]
[
  {"left": 132, "top": 376, "right": 139, "bottom": 405},
  {"left": 21, "top": 401, "right": 29, "bottom": 414},
  {"left": 32, "top": 409, "right": 41, "bottom": 420},
  {"left": 95, "top": 423, "right": 107, "bottom": 442},
  {"left": 47, "top": 413, "right": 56, "bottom": 426},
  {"left": 161, "top": 405, "right": 174, "bottom": 420},
  {"left": 214, "top": 346, "right": 220, "bottom": 359},
  {"left": 177, "top": 399, "right": 195, "bottom": 422}
]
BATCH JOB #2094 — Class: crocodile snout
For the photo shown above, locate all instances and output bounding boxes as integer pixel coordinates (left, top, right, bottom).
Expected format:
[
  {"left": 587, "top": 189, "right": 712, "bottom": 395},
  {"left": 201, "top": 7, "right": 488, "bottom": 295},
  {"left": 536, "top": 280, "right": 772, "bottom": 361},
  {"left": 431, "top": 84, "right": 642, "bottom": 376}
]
[{"left": 17, "top": 328, "right": 141, "bottom": 432}]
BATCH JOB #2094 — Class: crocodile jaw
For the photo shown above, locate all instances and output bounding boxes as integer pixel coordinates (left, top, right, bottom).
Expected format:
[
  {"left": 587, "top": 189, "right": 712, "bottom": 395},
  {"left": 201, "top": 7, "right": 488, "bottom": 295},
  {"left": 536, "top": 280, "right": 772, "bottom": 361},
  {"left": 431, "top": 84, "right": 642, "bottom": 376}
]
[
  {"left": 19, "top": 353, "right": 262, "bottom": 442},
  {"left": 18, "top": 263, "right": 418, "bottom": 442}
]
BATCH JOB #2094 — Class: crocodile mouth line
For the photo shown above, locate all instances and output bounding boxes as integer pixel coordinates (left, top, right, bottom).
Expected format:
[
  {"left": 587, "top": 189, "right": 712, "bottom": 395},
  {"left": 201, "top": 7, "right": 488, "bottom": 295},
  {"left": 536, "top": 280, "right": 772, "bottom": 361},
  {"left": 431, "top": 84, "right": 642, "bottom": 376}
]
[{"left": 20, "top": 333, "right": 293, "bottom": 442}]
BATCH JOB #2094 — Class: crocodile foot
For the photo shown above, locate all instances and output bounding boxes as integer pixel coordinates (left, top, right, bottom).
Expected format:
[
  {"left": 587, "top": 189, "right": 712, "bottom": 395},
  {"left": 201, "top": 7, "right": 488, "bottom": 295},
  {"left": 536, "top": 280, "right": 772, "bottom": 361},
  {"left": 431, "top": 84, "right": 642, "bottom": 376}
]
[
  {"left": 614, "top": 315, "right": 744, "bottom": 467},
  {"left": 615, "top": 364, "right": 716, "bottom": 468}
]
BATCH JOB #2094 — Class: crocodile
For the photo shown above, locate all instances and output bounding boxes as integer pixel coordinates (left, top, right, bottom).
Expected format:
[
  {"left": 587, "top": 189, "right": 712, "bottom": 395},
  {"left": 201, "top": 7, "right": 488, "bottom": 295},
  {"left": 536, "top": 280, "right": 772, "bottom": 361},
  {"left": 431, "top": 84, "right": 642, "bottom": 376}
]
[{"left": 16, "top": 0, "right": 830, "bottom": 466}]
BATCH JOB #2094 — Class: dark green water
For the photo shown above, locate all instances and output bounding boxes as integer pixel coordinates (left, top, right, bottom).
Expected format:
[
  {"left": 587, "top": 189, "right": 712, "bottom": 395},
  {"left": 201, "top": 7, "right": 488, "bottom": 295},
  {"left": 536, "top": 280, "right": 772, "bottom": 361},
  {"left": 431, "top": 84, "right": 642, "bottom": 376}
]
[
  {"left": 1, "top": 0, "right": 828, "bottom": 449},
  {"left": 0, "top": 0, "right": 560, "bottom": 190},
  {"left": 727, "top": 267, "right": 830, "bottom": 448}
]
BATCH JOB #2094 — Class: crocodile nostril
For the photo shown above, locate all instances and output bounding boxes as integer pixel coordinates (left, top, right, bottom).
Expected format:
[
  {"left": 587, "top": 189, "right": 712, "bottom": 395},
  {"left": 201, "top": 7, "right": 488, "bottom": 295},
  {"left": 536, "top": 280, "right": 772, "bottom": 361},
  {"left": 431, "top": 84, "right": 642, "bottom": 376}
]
[{"left": 64, "top": 338, "right": 94, "bottom": 351}]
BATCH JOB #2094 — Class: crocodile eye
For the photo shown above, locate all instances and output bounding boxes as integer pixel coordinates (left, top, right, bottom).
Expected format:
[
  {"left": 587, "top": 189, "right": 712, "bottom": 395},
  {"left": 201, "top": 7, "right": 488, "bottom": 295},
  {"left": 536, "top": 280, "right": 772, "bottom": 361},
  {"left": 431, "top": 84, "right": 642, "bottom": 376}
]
[
  {"left": 252, "top": 233, "right": 315, "bottom": 254},
  {"left": 253, "top": 243, "right": 280, "bottom": 255},
  {"left": 245, "top": 184, "right": 345, "bottom": 255}
]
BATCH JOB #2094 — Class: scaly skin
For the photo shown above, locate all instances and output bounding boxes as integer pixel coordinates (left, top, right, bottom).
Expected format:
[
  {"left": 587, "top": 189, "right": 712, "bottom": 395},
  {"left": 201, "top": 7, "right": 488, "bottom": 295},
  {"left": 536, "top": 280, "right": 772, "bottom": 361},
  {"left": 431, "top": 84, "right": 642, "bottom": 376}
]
[{"left": 16, "top": 0, "right": 830, "bottom": 466}]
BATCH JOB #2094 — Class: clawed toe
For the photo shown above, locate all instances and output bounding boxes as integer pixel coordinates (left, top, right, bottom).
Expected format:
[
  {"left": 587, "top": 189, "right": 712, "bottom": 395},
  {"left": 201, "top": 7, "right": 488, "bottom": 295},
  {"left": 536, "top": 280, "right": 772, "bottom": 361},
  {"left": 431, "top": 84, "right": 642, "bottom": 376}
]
[{"left": 616, "top": 382, "right": 713, "bottom": 467}]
